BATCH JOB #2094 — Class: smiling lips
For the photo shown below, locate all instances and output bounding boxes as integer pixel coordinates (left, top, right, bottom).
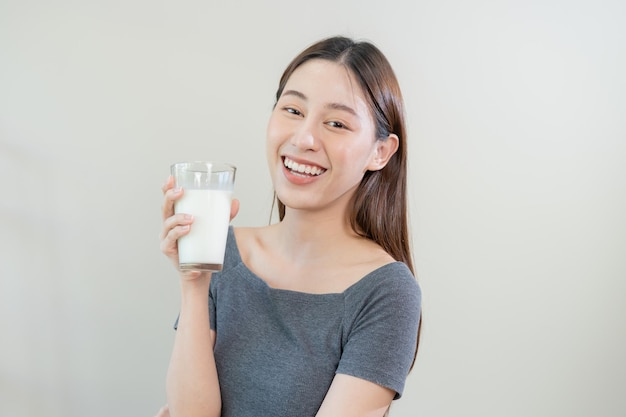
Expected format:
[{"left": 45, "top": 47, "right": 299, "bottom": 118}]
[{"left": 283, "top": 157, "right": 326, "bottom": 177}]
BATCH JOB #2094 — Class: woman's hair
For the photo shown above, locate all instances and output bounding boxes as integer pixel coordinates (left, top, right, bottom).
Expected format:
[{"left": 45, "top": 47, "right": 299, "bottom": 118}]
[
  {"left": 273, "top": 36, "right": 414, "bottom": 273},
  {"left": 272, "top": 37, "right": 422, "bottom": 375}
]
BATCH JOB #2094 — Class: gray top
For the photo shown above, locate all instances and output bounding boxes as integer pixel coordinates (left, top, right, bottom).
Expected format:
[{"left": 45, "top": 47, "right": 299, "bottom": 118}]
[{"left": 181, "top": 227, "right": 421, "bottom": 417}]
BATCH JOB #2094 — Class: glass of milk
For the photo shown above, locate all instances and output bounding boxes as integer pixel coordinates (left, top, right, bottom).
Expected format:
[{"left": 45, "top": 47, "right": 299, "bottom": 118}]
[{"left": 171, "top": 161, "right": 236, "bottom": 271}]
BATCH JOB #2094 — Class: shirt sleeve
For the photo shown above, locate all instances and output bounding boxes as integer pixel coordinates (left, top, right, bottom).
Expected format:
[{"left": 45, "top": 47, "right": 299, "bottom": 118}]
[{"left": 336, "top": 263, "right": 421, "bottom": 399}]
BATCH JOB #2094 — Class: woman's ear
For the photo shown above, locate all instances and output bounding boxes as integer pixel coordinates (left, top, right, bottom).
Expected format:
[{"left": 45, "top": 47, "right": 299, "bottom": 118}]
[{"left": 367, "top": 134, "right": 399, "bottom": 171}]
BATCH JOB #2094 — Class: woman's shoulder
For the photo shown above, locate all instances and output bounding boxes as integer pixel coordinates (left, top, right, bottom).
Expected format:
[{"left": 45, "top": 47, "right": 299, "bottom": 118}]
[
  {"left": 348, "top": 260, "right": 419, "bottom": 295},
  {"left": 232, "top": 225, "right": 269, "bottom": 257},
  {"left": 342, "top": 261, "right": 421, "bottom": 330},
  {"left": 229, "top": 225, "right": 279, "bottom": 274},
  {"left": 232, "top": 225, "right": 268, "bottom": 241},
  {"left": 336, "top": 237, "right": 408, "bottom": 287}
]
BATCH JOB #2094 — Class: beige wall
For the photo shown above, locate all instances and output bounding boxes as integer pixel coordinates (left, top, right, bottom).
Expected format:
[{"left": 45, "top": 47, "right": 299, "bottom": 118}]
[{"left": 1, "top": 0, "right": 625, "bottom": 416}]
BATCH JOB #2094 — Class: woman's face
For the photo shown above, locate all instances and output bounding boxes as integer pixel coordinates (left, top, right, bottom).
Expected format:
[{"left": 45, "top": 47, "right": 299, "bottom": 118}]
[{"left": 266, "top": 59, "right": 386, "bottom": 215}]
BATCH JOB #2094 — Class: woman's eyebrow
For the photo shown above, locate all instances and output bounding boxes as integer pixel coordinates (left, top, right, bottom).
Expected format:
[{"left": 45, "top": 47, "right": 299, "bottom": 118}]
[
  {"left": 281, "top": 89, "right": 358, "bottom": 117},
  {"left": 325, "top": 102, "right": 357, "bottom": 117},
  {"left": 282, "top": 89, "right": 307, "bottom": 100}
]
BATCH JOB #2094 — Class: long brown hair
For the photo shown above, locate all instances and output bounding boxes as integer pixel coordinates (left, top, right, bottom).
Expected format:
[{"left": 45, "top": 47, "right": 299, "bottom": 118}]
[{"left": 272, "top": 36, "right": 421, "bottom": 371}]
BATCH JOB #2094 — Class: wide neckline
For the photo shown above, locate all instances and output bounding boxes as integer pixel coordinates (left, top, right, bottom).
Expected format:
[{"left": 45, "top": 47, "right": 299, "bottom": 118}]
[{"left": 228, "top": 226, "right": 402, "bottom": 297}]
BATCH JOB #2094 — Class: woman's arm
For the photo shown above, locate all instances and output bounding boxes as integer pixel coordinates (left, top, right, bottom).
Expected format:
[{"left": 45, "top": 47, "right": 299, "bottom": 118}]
[
  {"left": 159, "top": 177, "right": 240, "bottom": 417},
  {"left": 166, "top": 276, "right": 221, "bottom": 417},
  {"left": 316, "top": 374, "right": 395, "bottom": 417}
]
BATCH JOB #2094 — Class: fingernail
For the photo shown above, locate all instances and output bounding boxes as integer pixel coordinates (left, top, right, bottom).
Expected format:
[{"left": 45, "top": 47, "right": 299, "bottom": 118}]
[
  {"left": 184, "top": 214, "right": 193, "bottom": 220},
  {"left": 173, "top": 187, "right": 182, "bottom": 193}
]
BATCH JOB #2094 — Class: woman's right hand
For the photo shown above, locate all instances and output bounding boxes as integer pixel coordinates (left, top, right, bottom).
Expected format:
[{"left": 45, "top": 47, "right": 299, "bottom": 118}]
[
  {"left": 160, "top": 176, "right": 193, "bottom": 270},
  {"left": 159, "top": 176, "right": 240, "bottom": 280}
]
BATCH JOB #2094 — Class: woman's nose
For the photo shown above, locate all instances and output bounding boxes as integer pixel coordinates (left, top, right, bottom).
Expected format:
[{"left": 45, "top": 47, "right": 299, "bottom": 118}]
[{"left": 290, "top": 122, "right": 319, "bottom": 151}]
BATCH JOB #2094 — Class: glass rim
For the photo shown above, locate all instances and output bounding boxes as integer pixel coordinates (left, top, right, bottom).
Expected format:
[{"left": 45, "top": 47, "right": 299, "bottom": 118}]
[{"left": 170, "top": 161, "right": 236, "bottom": 172}]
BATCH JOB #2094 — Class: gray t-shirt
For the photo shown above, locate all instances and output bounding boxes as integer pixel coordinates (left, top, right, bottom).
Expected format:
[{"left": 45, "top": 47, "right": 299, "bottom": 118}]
[{"left": 184, "top": 227, "right": 421, "bottom": 417}]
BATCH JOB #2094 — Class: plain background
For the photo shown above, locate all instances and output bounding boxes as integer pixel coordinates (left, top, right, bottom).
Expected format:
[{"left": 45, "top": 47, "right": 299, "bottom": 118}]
[{"left": 1, "top": 0, "right": 625, "bottom": 416}]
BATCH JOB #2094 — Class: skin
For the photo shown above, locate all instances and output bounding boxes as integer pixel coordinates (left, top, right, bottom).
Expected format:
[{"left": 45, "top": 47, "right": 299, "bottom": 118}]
[{"left": 158, "top": 59, "right": 399, "bottom": 417}]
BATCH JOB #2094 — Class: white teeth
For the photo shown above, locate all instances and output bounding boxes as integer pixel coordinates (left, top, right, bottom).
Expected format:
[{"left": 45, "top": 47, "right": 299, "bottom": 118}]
[{"left": 283, "top": 157, "right": 325, "bottom": 176}]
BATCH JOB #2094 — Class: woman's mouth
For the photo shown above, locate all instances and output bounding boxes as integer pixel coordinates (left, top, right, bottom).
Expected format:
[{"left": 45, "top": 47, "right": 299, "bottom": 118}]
[{"left": 283, "top": 157, "right": 326, "bottom": 177}]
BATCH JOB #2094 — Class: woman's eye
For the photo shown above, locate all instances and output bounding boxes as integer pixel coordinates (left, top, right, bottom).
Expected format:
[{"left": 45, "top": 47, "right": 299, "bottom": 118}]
[
  {"left": 327, "top": 121, "right": 346, "bottom": 129},
  {"left": 284, "top": 107, "right": 302, "bottom": 116}
]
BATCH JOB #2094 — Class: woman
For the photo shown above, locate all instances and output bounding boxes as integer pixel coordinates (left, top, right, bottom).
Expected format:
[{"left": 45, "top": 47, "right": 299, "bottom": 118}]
[{"left": 158, "top": 36, "right": 421, "bottom": 417}]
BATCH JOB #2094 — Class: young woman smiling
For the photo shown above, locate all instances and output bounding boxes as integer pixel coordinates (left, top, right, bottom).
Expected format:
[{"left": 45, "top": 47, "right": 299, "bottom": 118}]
[{"left": 157, "top": 36, "right": 422, "bottom": 417}]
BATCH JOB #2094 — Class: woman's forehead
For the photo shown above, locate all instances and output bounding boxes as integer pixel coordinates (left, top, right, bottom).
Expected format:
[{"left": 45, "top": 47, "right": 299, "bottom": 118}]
[{"left": 282, "top": 59, "right": 368, "bottom": 111}]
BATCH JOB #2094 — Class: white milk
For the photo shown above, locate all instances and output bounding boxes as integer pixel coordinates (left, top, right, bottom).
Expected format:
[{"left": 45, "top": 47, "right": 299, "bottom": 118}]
[{"left": 174, "top": 189, "right": 232, "bottom": 270}]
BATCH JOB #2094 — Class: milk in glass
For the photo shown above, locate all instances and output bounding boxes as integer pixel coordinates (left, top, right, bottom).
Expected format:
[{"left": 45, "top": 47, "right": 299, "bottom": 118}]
[{"left": 175, "top": 189, "right": 232, "bottom": 271}]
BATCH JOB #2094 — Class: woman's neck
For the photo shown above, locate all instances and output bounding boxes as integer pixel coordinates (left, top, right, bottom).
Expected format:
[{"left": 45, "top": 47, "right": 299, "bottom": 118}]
[{"left": 269, "top": 207, "right": 361, "bottom": 264}]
